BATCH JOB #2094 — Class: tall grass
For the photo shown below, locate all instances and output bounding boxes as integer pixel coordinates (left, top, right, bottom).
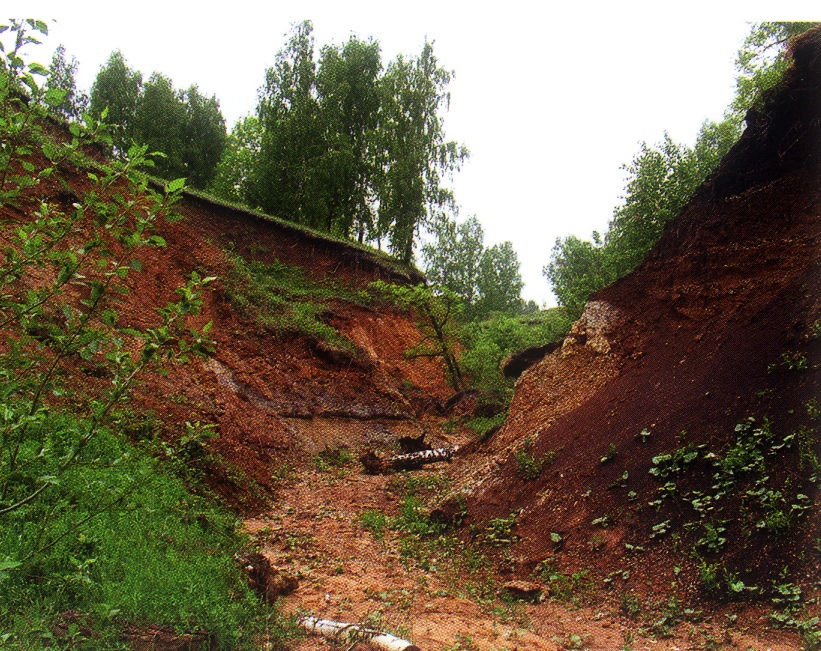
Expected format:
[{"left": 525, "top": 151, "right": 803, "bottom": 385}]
[{"left": 0, "top": 413, "right": 290, "bottom": 650}]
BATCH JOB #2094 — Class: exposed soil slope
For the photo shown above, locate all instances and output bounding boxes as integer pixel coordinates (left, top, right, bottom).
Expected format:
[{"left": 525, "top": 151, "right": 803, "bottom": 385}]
[
  {"left": 458, "top": 26, "right": 821, "bottom": 607},
  {"left": 0, "top": 150, "right": 453, "bottom": 511}
]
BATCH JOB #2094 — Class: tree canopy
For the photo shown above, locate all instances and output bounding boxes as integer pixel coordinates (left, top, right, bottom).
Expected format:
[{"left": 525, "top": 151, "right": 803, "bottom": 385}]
[
  {"left": 89, "top": 52, "right": 227, "bottom": 189},
  {"left": 214, "top": 21, "right": 466, "bottom": 262},
  {"left": 422, "top": 214, "right": 525, "bottom": 320}
]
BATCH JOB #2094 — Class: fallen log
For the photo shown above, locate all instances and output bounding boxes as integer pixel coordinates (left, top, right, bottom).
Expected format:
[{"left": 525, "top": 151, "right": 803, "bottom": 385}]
[
  {"left": 359, "top": 447, "right": 458, "bottom": 474},
  {"left": 299, "top": 616, "right": 421, "bottom": 651}
]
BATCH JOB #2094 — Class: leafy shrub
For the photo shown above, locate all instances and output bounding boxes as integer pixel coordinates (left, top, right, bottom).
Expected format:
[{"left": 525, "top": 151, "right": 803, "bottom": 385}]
[
  {"left": 0, "top": 21, "right": 287, "bottom": 648},
  {"left": 460, "top": 309, "right": 571, "bottom": 400},
  {"left": 0, "top": 414, "right": 277, "bottom": 649},
  {"left": 515, "top": 438, "right": 555, "bottom": 480}
]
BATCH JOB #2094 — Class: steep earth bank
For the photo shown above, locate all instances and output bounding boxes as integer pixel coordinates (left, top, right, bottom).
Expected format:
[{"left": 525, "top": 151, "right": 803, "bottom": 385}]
[{"left": 454, "top": 25, "right": 821, "bottom": 612}]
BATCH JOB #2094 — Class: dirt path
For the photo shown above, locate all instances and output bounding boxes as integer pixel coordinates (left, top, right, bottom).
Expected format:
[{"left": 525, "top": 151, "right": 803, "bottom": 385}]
[{"left": 245, "top": 455, "right": 803, "bottom": 651}]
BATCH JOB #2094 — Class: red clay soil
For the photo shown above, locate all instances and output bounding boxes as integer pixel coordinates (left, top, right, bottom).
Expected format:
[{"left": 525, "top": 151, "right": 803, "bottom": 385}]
[
  {"left": 458, "top": 25, "right": 821, "bottom": 618},
  {"left": 6, "top": 26, "right": 821, "bottom": 651},
  {"left": 0, "top": 144, "right": 453, "bottom": 512}
]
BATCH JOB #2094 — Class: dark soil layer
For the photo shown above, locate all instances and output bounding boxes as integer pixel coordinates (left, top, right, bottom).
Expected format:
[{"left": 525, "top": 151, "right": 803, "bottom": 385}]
[{"left": 461, "top": 26, "right": 821, "bottom": 608}]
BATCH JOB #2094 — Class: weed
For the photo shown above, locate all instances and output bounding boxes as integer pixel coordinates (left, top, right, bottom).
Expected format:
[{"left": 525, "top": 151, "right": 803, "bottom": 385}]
[
  {"left": 467, "top": 412, "right": 507, "bottom": 440},
  {"left": 796, "top": 425, "right": 821, "bottom": 478},
  {"left": 600, "top": 442, "right": 617, "bottom": 463},
  {"left": 387, "top": 472, "right": 451, "bottom": 498},
  {"left": 650, "top": 520, "right": 671, "bottom": 538},
  {"left": 359, "top": 509, "right": 387, "bottom": 542},
  {"left": 649, "top": 443, "right": 699, "bottom": 479},
  {"left": 484, "top": 513, "right": 519, "bottom": 546},
  {"left": 621, "top": 593, "right": 641, "bottom": 616},
  {"left": 313, "top": 446, "right": 353, "bottom": 472},
  {"left": 443, "top": 634, "right": 478, "bottom": 651},
  {"left": 224, "top": 255, "right": 361, "bottom": 352},
  {"left": 536, "top": 559, "right": 594, "bottom": 605},
  {"left": 771, "top": 611, "right": 821, "bottom": 649},
  {"left": 515, "top": 438, "right": 554, "bottom": 480},
  {"left": 651, "top": 595, "right": 683, "bottom": 636},
  {"left": 696, "top": 521, "right": 727, "bottom": 553},
  {"left": 781, "top": 351, "right": 809, "bottom": 371}
]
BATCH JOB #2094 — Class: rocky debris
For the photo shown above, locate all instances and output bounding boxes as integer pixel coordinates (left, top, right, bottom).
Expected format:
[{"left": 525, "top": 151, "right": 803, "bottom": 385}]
[
  {"left": 502, "top": 339, "right": 563, "bottom": 379},
  {"left": 236, "top": 550, "right": 298, "bottom": 604},
  {"left": 502, "top": 580, "right": 543, "bottom": 601},
  {"left": 561, "top": 300, "right": 623, "bottom": 355}
]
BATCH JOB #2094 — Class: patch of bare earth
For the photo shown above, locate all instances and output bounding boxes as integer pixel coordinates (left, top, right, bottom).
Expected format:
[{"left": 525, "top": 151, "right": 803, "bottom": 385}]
[{"left": 246, "top": 451, "right": 804, "bottom": 650}]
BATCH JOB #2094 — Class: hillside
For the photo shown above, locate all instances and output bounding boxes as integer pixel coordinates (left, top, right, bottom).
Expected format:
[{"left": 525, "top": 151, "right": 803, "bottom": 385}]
[
  {"left": 451, "top": 21, "right": 820, "bottom": 625},
  {"left": 3, "top": 22, "right": 820, "bottom": 651}
]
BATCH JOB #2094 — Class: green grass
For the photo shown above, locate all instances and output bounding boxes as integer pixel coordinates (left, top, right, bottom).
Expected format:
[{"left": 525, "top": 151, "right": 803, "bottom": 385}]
[
  {"left": 223, "top": 254, "right": 369, "bottom": 353},
  {"left": 0, "top": 412, "right": 290, "bottom": 650},
  {"left": 359, "top": 509, "right": 388, "bottom": 541}
]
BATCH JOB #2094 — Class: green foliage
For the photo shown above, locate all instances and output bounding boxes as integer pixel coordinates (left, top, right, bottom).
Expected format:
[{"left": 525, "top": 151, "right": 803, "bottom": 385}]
[
  {"left": 89, "top": 51, "right": 227, "bottom": 188},
  {"left": 243, "top": 21, "right": 466, "bottom": 259},
  {"left": 224, "top": 254, "right": 359, "bottom": 351},
  {"left": 543, "top": 233, "right": 613, "bottom": 319},
  {"left": 45, "top": 44, "right": 88, "bottom": 121},
  {"left": 476, "top": 241, "right": 525, "bottom": 317},
  {"left": 313, "top": 446, "right": 354, "bottom": 472},
  {"left": 208, "top": 115, "right": 262, "bottom": 204},
  {"left": 732, "top": 22, "right": 817, "bottom": 118},
  {"left": 422, "top": 215, "right": 485, "bottom": 307},
  {"left": 0, "top": 415, "right": 270, "bottom": 650},
  {"left": 483, "top": 512, "right": 519, "bottom": 546},
  {"left": 536, "top": 559, "right": 594, "bottom": 605},
  {"left": 466, "top": 411, "right": 507, "bottom": 440},
  {"left": 545, "top": 120, "right": 738, "bottom": 317},
  {"left": 359, "top": 508, "right": 388, "bottom": 541},
  {"left": 459, "top": 308, "right": 572, "bottom": 399},
  {"left": 88, "top": 50, "right": 142, "bottom": 152},
  {"left": 0, "top": 23, "right": 284, "bottom": 647},
  {"left": 371, "top": 280, "right": 465, "bottom": 390},
  {"left": 375, "top": 41, "right": 468, "bottom": 261},
  {"left": 515, "top": 438, "right": 555, "bottom": 480},
  {"left": 422, "top": 215, "right": 525, "bottom": 320}
]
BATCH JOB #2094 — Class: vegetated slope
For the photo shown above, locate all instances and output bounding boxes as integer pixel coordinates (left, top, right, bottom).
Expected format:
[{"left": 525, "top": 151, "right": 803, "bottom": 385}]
[
  {"left": 2, "top": 147, "right": 452, "bottom": 511},
  {"left": 459, "top": 26, "right": 821, "bottom": 603}
]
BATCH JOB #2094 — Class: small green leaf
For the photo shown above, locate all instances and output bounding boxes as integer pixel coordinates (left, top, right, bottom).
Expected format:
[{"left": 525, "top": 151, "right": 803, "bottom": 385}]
[
  {"left": 28, "top": 62, "right": 49, "bottom": 76},
  {"left": 165, "top": 177, "right": 187, "bottom": 193},
  {"left": 44, "top": 87, "right": 67, "bottom": 107}
]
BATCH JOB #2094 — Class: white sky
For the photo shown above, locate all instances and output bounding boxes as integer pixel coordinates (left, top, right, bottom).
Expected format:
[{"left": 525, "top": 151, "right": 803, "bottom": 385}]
[{"left": 15, "top": 2, "right": 820, "bottom": 305}]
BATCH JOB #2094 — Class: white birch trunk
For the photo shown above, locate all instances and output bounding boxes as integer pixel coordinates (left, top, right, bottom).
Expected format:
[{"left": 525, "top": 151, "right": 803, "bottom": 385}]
[{"left": 299, "top": 616, "right": 421, "bottom": 651}]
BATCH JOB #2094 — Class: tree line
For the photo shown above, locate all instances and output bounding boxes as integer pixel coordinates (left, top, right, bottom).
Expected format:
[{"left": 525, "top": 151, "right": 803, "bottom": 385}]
[
  {"left": 209, "top": 20, "right": 467, "bottom": 263},
  {"left": 58, "top": 21, "right": 528, "bottom": 318},
  {"left": 544, "top": 22, "right": 816, "bottom": 318}
]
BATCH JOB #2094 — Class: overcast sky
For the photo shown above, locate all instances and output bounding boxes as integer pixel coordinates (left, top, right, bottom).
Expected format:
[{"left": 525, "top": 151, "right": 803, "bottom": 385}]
[{"left": 17, "top": 2, "right": 820, "bottom": 305}]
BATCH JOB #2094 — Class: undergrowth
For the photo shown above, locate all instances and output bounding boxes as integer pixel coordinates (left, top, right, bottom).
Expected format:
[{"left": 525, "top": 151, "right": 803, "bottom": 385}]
[
  {"left": 224, "top": 254, "right": 368, "bottom": 352},
  {"left": 0, "top": 414, "right": 289, "bottom": 650}
]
